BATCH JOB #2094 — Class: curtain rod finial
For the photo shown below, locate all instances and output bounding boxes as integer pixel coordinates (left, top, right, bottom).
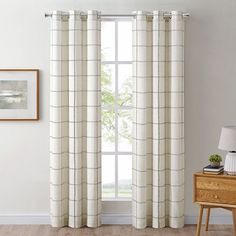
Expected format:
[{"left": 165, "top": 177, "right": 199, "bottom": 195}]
[
  {"left": 45, "top": 13, "right": 52, "bottom": 18},
  {"left": 183, "top": 12, "right": 190, "bottom": 17}
]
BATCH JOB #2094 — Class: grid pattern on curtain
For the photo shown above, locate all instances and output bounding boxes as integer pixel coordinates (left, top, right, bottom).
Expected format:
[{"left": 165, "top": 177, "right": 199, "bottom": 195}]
[
  {"left": 132, "top": 10, "right": 185, "bottom": 229},
  {"left": 50, "top": 10, "right": 101, "bottom": 228}
]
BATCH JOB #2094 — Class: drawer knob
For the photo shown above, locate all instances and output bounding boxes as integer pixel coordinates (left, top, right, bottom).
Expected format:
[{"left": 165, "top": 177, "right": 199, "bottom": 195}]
[{"left": 214, "top": 195, "right": 219, "bottom": 199}]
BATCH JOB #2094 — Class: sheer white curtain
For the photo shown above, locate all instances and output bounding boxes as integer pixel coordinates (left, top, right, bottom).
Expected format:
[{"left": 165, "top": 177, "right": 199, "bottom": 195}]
[
  {"left": 132, "top": 11, "right": 185, "bottom": 229},
  {"left": 50, "top": 10, "right": 101, "bottom": 228}
]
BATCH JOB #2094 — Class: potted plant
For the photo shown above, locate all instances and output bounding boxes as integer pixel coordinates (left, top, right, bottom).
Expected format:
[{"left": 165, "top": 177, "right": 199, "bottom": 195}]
[{"left": 209, "top": 154, "right": 222, "bottom": 167}]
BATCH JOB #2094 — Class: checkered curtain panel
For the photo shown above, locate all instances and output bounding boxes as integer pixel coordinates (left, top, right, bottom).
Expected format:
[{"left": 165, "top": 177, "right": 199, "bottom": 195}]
[
  {"left": 132, "top": 11, "right": 185, "bottom": 229},
  {"left": 50, "top": 10, "right": 101, "bottom": 228}
]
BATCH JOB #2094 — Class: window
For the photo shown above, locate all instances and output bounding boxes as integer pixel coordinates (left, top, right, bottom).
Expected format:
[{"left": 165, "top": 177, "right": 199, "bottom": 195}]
[{"left": 101, "top": 19, "right": 132, "bottom": 199}]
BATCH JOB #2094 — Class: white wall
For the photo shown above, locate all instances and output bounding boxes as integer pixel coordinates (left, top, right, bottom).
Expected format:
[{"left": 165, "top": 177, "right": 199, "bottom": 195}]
[{"left": 0, "top": 0, "right": 236, "bottom": 223}]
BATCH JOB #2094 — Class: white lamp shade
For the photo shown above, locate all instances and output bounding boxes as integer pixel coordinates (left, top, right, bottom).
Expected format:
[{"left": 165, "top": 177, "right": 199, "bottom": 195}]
[{"left": 218, "top": 126, "right": 236, "bottom": 151}]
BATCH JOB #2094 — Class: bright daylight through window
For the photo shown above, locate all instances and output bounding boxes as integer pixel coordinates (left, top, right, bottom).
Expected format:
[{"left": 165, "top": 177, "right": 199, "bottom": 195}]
[{"left": 101, "top": 19, "right": 132, "bottom": 199}]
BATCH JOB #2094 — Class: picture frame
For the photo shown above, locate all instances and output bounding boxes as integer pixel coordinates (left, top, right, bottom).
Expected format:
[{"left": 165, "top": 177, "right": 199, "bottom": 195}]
[{"left": 0, "top": 69, "right": 39, "bottom": 121}]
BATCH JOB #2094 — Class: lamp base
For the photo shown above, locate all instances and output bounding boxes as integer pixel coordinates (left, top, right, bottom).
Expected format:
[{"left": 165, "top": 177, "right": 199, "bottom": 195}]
[{"left": 224, "top": 152, "right": 236, "bottom": 175}]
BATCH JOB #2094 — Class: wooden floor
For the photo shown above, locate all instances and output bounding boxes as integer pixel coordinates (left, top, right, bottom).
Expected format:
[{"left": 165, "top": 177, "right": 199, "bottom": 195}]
[{"left": 0, "top": 225, "right": 233, "bottom": 236}]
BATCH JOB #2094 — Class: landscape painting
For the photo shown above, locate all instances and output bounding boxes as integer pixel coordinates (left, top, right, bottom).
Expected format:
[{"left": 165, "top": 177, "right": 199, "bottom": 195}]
[
  {"left": 0, "top": 69, "right": 39, "bottom": 120},
  {"left": 0, "top": 80, "right": 28, "bottom": 109}
]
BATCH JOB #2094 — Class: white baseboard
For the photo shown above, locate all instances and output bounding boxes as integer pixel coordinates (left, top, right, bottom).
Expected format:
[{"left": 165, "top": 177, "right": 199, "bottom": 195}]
[
  {"left": 0, "top": 214, "right": 233, "bottom": 225},
  {"left": 0, "top": 214, "right": 50, "bottom": 224},
  {"left": 185, "top": 215, "right": 233, "bottom": 225}
]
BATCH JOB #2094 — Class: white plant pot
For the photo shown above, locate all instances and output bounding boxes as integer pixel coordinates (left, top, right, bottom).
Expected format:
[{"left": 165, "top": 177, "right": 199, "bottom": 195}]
[{"left": 210, "top": 162, "right": 220, "bottom": 167}]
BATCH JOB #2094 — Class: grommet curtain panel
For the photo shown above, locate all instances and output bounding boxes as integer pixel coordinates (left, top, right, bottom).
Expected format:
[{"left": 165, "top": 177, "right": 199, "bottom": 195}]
[
  {"left": 132, "top": 11, "right": 185, "bottom": 229},
  {"left": 50, "top": 10, "right": 101, "bottom": 228}
]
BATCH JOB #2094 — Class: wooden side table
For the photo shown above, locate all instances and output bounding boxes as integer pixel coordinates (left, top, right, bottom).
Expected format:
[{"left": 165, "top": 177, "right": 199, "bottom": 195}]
[{"left": 193, "top": 172, "right": 236, "bottom": 236}]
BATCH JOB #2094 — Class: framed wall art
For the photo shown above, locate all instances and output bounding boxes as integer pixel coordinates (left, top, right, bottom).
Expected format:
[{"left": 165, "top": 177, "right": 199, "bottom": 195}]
[{"left": 0, "top": 69, "right": 39, "bottom": 120}]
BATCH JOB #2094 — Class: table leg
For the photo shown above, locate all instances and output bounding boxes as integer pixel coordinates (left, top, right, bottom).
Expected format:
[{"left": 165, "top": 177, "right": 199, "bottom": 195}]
[
  {"left": 205, "top": 207, "right": 211, "bottom": 231},
  {"left": 196, "top": 205, "right": 204, "bottom": 236},
  {"left": 232, "top": 208, "right": 236, "bottom": 235}
]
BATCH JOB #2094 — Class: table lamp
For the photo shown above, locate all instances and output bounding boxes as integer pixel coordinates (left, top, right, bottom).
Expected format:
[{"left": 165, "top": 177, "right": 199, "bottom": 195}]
[{"left": 218, "top": 126, "right": 236, "bottom": 175}]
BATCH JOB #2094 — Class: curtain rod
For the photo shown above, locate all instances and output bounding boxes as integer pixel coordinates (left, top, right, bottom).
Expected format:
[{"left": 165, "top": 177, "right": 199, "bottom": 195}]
[{"left": 45, "top": 12, "right": 190, "bottom": 18}]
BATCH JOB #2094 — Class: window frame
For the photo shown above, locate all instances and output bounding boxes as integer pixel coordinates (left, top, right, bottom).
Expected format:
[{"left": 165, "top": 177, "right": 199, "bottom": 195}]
[{"left": 101, "top": 17, "right": 132, "bottom": 201}]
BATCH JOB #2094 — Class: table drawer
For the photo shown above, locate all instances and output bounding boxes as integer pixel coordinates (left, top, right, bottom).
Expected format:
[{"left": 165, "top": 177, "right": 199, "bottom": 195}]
[
  {"left": 196, "top": 188, "right": 236, "bottom": 205},
  {"left": 196, "top": 176, "right": 236, "bottom": 191}
]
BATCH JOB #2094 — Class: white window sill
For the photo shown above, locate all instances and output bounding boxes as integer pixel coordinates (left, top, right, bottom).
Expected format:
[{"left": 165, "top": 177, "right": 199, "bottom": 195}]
[{"left": 102, "top": 198, "right": 131, "bottom": 202}]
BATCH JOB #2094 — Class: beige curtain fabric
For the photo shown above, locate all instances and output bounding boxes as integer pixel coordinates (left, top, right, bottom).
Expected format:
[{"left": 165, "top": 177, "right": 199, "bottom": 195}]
[
  {"left": 132, "top": 11, "right": 185, "bottom": 229},
  {"left": 50, "top": 10, "right": 101, "bottom": 228}
]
